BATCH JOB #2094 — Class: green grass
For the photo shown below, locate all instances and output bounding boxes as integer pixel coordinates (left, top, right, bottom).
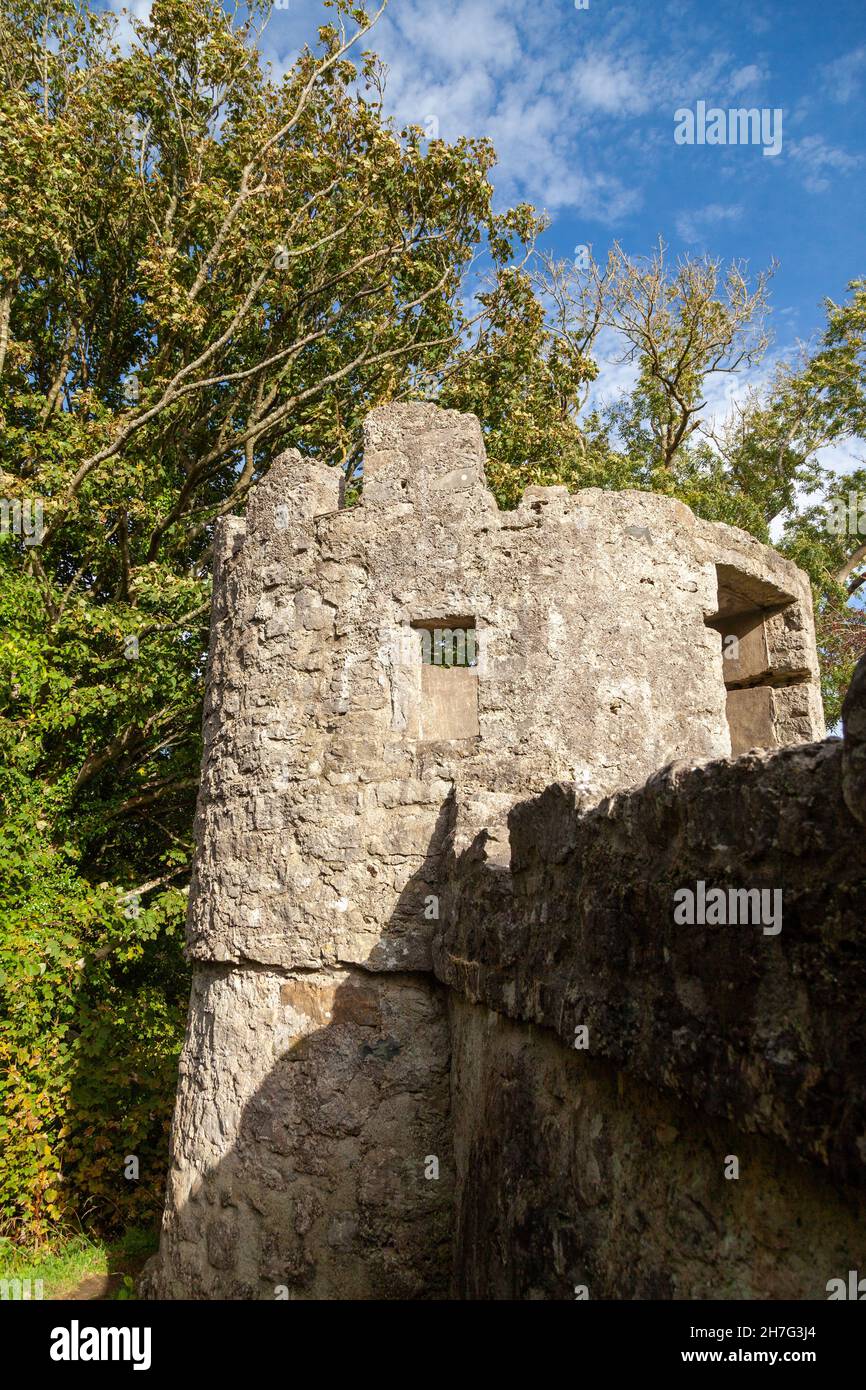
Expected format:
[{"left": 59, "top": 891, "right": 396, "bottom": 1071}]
[{"left": 0, "top": 1227, "right": 157, "bottom": 1300}]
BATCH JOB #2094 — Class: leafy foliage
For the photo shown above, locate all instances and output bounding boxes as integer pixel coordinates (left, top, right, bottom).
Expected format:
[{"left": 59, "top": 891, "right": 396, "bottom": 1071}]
[
  {"left": 0, "top": 0, "right": 538, "bottom": 1241},
  {"left": 0, "top": 0, "right": 863, "bottom": 1246}
]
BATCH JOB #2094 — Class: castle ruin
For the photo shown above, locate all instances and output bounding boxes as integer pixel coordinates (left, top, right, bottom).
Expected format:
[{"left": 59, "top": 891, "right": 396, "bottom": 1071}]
[{"left": 142, "top": 404, "right": 866, "bottom": 1300}]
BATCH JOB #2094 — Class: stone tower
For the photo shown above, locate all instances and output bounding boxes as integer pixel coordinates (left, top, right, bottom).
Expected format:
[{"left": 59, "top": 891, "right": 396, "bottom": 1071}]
[{"left": 142, "top": 404, "right": 828, "bottom": 1299}]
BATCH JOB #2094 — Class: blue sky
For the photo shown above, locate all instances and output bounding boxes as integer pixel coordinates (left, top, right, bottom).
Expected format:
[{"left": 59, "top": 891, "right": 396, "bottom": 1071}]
[
  {"left": 260, "top": 1, "right": 864, "bottom": 339},
  {"left": 254, "top": 0, "right": 866, "bottom": 464},
  {"left": 112, "top": 0, "right": 865, "bottom": 469}
]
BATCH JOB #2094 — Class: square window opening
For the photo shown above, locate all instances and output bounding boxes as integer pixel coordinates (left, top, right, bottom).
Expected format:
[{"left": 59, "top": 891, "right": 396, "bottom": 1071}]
[{"left": 411, "top": 618, "right": 478, "bottom": 669}]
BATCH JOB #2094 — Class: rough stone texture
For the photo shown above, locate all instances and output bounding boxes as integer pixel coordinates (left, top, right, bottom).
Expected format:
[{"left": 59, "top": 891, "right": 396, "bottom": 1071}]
[
  {"left": 434, "top": 737, "right": 866, "bottom": 1185},
  {"left": 448, "top": 1000, "right": 866, "bottom": 1301},
  {"left": 842, "top": 652, "right": 866, "bottom": 824},
  {"left": 435, "top": 729, "right": 866, "bottom": 1297},
  {"left": 146, "top": 964, "right": 452, "bottom": 1299},
  {"left": 185, "top": 403, "right": 824, "bottom": 976},
  {"left": 143, "top": 404, "right": 840, "bottom": 1301}
]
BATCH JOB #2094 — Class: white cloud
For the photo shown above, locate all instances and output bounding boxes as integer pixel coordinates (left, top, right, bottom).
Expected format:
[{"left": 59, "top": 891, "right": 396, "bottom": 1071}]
[
  {"left": 675, "top": 202, "right": 743, "bottom": 245},
  {"left": 729, "top": 63, "right": 766, "bottom": 95},
  {"left": 585, "top": 327, "right": 640, "bottom": 414},
  {"left": 788, "top": 134, "right": 862, "bottom": 193},
  {"left": 105, "top": 0, "right": 153, "bottom": 54},
  {"left": 747, "top": 13, "right": 773, "bottom": 36},
  {"left": 362, "top": 2, "right": 653, "bottom": 219},
  {"left": 379, "top": 0, "right": 523, "bottom": 77},
  {"left": 169, "top": 0, "right": 862, "bottom": 320},
  {"left": 822, "top": 45, "right": 866, "bottom": 104},
  {"left": 815, "top": 438, "right": 866, "bottom": 478},
  {"left": 259, "top": 2, "right": 758, "bottom": 223},
  {"left": 568, "top": 53, "right": 652, "bottom": 116}
]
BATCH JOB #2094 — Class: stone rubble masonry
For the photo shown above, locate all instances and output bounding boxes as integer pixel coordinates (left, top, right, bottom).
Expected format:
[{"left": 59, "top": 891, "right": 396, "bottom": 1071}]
[
  {"left": 842, "top": 652, "right": 866, "bottom": 825},
  {"left": 142, "top": 404, "right": 855, "bottom": 1301},
  {"left": 435, "top": 727, "right": 866, "bottom": 1297}
]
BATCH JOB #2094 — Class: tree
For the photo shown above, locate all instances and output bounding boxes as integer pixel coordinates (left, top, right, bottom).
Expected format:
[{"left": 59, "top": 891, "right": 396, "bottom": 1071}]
[
  {"left": 0, "top": 0, "right": 539, "bottom": 1240},
  {"left": 522, "top": 247, "right": 865, "bottom": 720},
  {"left": 799, "top": 279, "right": 866, "bottom": 444},
  {"left": 1, "top": 0, "right": 862, "bottom": 1246},
  {"left": 601, "top": 239, "right": 774, "bottom": 479},
  {"left": 704, "top": 281, "right": 866, "bottom": 721}
]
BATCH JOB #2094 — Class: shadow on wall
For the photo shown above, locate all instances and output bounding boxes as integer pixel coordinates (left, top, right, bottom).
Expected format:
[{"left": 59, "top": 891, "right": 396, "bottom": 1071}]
[
  {"left": 140, "top": 796, "right": 458, "bottom": 1300},
  {"left": 440, "top": 657, "right": 866, "bottom": 1300},
  {"left": 141, "top": 659, "right": 866, "bottom": 1300},
  {"left": 446, "top": 979, "right": 866, "bottom": 1300}
]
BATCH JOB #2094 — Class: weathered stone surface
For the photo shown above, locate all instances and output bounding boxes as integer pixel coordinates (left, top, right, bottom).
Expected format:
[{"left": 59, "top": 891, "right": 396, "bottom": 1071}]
[
  {"left": 448, "top": 998, "right": 866, "bottom": 1300},
  {"left": 185, "top": 403, "right": 824, "bottom": 975},
  {"left": 140, "top": 964, "right": 453, "bottom": 1299},
  {"left": 144, "top": 403, "right": 848, "bottom": 1301},
  {"left": 842, "top": 652, "right": 866, "bottom": 824},
  {"left": 433, "top": 668, "right": 866, "bottom": 1299},
  {"left": 434, "top": 737, "right": 866, "bottom": 1184}
]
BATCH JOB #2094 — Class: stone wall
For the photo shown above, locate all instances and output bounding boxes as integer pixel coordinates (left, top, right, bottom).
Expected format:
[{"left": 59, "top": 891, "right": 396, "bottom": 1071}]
[
  {"left": 435, "top": 707, "right": 866, "bottom": 1297},
  {"left": 149, "top": 963, "right": 452, "bottom": 1298},
  {"left": 446, "top": 1000, "right": 865, "bottom": 1300},
  {"left": 142, "top": 404, "right": 842, "bottom": 1300}
]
